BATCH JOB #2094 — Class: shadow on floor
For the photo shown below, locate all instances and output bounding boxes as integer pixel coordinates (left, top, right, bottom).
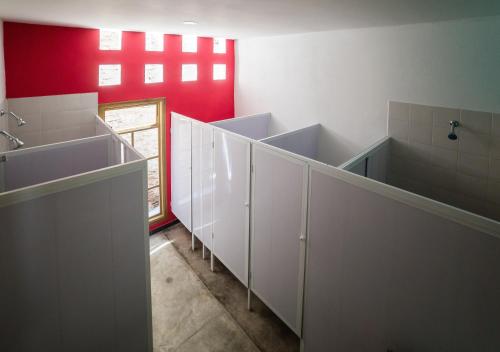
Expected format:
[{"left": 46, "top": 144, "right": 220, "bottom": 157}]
[{"left": 158, "top": 223, "right": 300, "bottom": 352}]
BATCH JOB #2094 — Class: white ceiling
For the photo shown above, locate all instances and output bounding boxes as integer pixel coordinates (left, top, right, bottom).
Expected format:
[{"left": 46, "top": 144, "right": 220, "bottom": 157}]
[{"left": 0, "top": 0, "right": 499, "bottom": 38}]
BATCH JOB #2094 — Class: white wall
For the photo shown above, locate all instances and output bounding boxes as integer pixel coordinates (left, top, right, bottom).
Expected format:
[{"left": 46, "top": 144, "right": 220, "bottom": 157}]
[
  {"left": 0, "top": 20, "right": 8, "bottom": 152},
  {"left": 235, "top": 16, "right": 500, "bottom": 165}
]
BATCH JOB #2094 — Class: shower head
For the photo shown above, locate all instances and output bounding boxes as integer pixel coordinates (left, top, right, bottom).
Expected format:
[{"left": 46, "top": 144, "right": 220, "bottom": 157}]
[{"left": 448, "top": 120, "right": 459, "bottom": 140}]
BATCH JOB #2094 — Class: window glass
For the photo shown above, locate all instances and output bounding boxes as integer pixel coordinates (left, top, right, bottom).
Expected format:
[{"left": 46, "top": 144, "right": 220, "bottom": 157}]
[
  {"left": 145, "top": 64, "right": 163, "bottom": 83},
  {"left": 105, "top": 105, "right": 156, "bottom": 131},
  {"left": 100, "top": 29, "right": 122, "bottom": 50},
  {"left": 135, "top": 127, "right": 159, "bottom": 158},
  {"left": 145, "top": 32, "right": 164, "bottom": 51},
  {"left": 99, "top": 64, "right": 121, "bottom": 86},
  {"left": 182, "top": 64, "right": 197, "bottom": 82},
  {"left": 182, "top": 35, "right": 197, "bottom": 53},
  {"left": 148, "top": 187, "right": 161, "bottom": 217},
  {"left": 213, "top": 64, "right": 226, "bottom": 80},
  {"left": 148, "top": 158, "right": 160, "bottom": 188},
  {"left": 213, "top": 38, "right": 226, "bottom": 53}
]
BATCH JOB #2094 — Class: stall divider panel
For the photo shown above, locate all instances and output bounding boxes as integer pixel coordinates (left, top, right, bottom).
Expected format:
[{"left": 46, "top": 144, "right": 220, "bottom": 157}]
[
  {"left": 250, "top": 143, "right": 309, "bottom": 336},
  {"left": 213, "top": 128, "right": 251, "bottom": 287},
  {"left": 171, "top": 113, "right": 192, "bottom": 231},
  {"left": 201, "top": 124, "right": 215, "bottom": 258},
  {"left": 302, "top": 162, "right": 500, "bottom": 352},
  {"left": 191, "top": 122, "right": 203, "bottom": 247}
]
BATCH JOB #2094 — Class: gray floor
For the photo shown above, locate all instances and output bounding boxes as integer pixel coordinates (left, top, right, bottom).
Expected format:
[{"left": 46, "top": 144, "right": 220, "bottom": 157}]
[{"left": 150, "top": 223, "right": 299, "bottom": 352}]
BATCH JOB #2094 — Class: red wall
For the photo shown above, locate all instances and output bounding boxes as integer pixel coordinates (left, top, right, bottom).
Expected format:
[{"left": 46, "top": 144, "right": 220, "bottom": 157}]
[{"left": 3, "top": 21, "right": 235, "bottom": 230}]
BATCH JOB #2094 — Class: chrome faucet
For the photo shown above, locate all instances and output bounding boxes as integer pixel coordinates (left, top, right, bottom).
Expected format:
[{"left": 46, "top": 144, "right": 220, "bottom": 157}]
[
  {"left": 1, "top": 109, "right": 27, "bottom": 127},
  {"left": 0, "top": 130, "right": 24, "bottom": 149}
]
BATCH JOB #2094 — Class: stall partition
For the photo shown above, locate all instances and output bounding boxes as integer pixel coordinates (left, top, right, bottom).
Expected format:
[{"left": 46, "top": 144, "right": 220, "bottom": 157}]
[
  {"left": 0, "top": 118, "right": 151, "bottom": 352},
  {"left": 303, "top": 161, "right": 500, "bottom": 352}
]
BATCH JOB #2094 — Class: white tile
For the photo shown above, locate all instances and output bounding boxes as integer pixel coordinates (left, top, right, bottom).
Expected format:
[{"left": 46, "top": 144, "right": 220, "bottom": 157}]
[
  {"left": 7, "top": 96, "right": 42, "bottom": 115},
  {"left": 409, "top": 125, "right": 432, "bottom": 145},
  {"left": 388, "top": 101, "right": 410, "bottom": 122},
  {"left": 460, "top": 110, "right": 492, "bottom": 135},
  {"left": 13, "top": 131, "right": 42, "bottom": 149},
  {"left": 456, "top": 173, "right": 487, "bottom": 199},
  {"left": 408, "top": 141, "right": 433, "bottom": 164},
  {"left": 489, "top": 159, "right": 500, "bottom": 180},
  {"left": 491, "top": 137, "right": 500, "bottom": 159},
  {"left": 58, "top": 94, "right": 83, "bottom": 111},
  {"left": 38, "top": 95, "right": 61, "bottom": 113},
  {"left": 429, "top": 165, "right": 457, "bottom": 190},
  {"left": 457, "top": 153, "right": 489, "bottom": 178},
  {"left": 487, "top": 180, "right": 500, "bottom": 205},
  {"left": 458, "top": 130, "right": 490, "bottom": 156},
  {"left": 410, "top": 104, "right": 433, "bottom": 127},
  {"left": 432, "top": 126, "right": 459, "bottom": 151},
  {"left": 388, "top": 118, "right": 409, "bottom": 140},
  {"left": 389, "top": 138, "right": 410, "bottom": 157},
  {"left": 433, "top": 107, "right": 460, "bottom": 128},
  {"left": 8, "top": 112, "right": 42, "bottom": 133},
  {"left": 492, "top": 113, "right": 500, "bottom": 137},
  {"left": 431, "top": 147, "right": 457, "bottom": 170},
  {"left": 80, "top": 93, "right": 98, "bottom": 113}
]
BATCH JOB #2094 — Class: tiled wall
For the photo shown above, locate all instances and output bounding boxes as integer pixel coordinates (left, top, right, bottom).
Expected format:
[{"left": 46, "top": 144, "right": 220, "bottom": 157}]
[
  {"left": 6, "top": 93, "right": 98, "bottom": 149},
  {"left": 387, "top": 101, "right": 500, "bottom": 222},
  {"left": 0, "top": 101, "right": 8, "bottom": 152}
]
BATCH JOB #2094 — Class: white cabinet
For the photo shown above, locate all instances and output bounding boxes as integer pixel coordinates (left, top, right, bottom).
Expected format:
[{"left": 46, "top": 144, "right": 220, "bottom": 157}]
[
  {"left": 171, "top": 113, "right": 192, "bottom": 231},
  {"left": 213, "top": 129, "right": 251, "bottom": 287},
  {"left": 250, "top": 144, "right": 308, "bottom": 335}
]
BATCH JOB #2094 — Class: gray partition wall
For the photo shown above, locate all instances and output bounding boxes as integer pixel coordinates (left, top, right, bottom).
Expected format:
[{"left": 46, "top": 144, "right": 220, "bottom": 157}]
[{"left": 303, "top": 164, "right": 500, "bottom": 352}]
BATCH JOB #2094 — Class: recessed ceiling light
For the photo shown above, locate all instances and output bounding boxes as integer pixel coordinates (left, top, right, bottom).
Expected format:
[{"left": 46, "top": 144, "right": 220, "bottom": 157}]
[{"left": 183, "top": 21, "right": 197, "bottom": 25}]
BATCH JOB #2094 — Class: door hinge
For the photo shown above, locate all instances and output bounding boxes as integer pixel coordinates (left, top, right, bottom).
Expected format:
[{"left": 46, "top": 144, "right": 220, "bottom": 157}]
[{"left": 251, "top": 164, "right": 254, "bottom": 173}]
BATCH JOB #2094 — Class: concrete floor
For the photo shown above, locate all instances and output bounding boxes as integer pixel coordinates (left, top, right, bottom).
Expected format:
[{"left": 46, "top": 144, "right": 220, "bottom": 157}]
[{"left": 150, "top": 223, "right": 300, "bottom": 352}]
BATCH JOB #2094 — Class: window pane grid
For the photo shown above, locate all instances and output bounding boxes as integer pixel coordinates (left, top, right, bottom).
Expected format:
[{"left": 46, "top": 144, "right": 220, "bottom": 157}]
[{"left": 100, "top": 100, "right": 165, "bottom": 222}]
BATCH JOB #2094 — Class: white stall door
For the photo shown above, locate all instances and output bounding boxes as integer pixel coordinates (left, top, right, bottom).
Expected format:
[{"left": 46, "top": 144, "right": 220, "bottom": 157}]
[
  {"left": 201, "top": 125, "right": 214, "bottom": 250},
  {"left": 251, "top": 144, "right": 308, "bottom": 336},
  {"left": 213, "top": 130, "right": 250, "bottom": 287},
  {"left": 171, "top": 113, "right": 192, "bottom": 231},
  {"left": 191, "top": 123, "right": 203, "bottom": 240}
]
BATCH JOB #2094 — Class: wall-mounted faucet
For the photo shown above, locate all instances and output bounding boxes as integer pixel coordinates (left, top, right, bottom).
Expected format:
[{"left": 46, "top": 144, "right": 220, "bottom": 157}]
[
  {"left": 0, "top": 130, "right": 24, "bottom": 149},
  {"left": 448, "top": 120, "right": 459, "bottom": 140},
  {"left": 1, "top": 110, "right": 27, "bottom": 127}
]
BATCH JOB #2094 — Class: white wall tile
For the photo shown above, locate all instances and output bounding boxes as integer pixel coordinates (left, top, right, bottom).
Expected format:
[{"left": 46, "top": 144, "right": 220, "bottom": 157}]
[
  {"left": 432, "top": 126, "right": 459, "bottom": 151},
  {"left": 456, "top": 173, "right": 487, "bottom": 199},
  {"left": 458, "top": 130, "right": 490, "bottom": 156},
  {"left": 388, "top": 101, "right": 410, "bottom": 122},
  {"left": 410, "top": 104, "right": 433, "bottom": 127},
  {"left": 433, "top": 107, "right": 460, "bottom": 128},
  {"left": 490, "top": 159, "right": 500, "bottom": 180},
  {"left": 431, "top": 147, "right": 457, "bottom": 170},
  {"left": 492, "top": 113, "right": 500, "bottom": 137},
  {"left": 388, "top": 118, "right": 409, "bottom": 141},
  {"left": 457, "top": 153, "right": 489, "bottom": 178},
  {"left": 460, "top": 110, "right": 492, "bottom": 135}
]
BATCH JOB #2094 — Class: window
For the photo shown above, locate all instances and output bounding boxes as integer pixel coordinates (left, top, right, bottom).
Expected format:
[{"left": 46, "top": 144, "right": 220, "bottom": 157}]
[
  {"left": 145, "top": 64, "right": 163, "bottom": 83},
  {"left": 99, "top": 64, "right": 121, "bottom": 86},
  {"left": 213, "top": 38, "right": 226, "bottom": 54},
  {"left": 182, "top": 35, "right": 197, "bottom": 53},
  {"left": 98, "top": 98, "right": 166, "bottom": 222},
  {"left": 182, "top": 64, "right": 197, "bottom": 82},
  {"left": 99, "top": 29, "right": 122, "bottom": 50},
  {"left": 213, "top": 64, "right": 226, "bottom": 80},
  {"left": 145, "top": 32, "right": 164, "bottom": 51}
]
